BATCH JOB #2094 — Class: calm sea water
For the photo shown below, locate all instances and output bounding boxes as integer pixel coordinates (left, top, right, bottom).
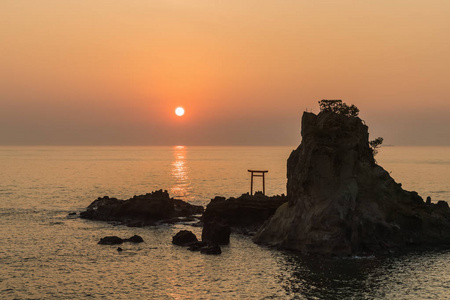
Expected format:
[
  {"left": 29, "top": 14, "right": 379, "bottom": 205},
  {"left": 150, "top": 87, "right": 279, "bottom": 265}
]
[{"left": 1, "top": 146, "right": 449, "bottom": 299}]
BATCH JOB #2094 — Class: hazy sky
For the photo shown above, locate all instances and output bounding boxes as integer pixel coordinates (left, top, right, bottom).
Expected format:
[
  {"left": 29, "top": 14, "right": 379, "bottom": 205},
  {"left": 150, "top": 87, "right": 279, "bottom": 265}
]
[{"left": 1, "top": 1, "right": 449, "bottom": 146}]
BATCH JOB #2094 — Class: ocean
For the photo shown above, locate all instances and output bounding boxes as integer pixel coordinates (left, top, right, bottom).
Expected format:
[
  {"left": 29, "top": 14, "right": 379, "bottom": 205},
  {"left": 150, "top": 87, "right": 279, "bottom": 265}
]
[{"left": 1, "top": 146, "right": 449, "bottom": 299}]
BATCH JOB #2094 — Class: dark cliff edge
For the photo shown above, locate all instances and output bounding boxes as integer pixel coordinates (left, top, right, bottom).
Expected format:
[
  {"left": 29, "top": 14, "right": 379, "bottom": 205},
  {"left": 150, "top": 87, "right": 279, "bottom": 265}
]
[{"left": 254, "top": 110, "right": 450, "bottom": 255}]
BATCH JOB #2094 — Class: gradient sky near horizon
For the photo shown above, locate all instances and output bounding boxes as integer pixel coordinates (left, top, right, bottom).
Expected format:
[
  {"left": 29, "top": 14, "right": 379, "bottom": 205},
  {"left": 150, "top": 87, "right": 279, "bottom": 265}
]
[{"left": 1, "top": 1, "right": 449, "bottom": 146}]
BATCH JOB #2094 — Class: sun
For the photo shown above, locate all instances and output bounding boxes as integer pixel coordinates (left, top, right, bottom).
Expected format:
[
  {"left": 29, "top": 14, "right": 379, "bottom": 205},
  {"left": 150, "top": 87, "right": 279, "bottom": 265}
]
[{"left": 175, "top": 107, "right": 185, "bottom": 116}]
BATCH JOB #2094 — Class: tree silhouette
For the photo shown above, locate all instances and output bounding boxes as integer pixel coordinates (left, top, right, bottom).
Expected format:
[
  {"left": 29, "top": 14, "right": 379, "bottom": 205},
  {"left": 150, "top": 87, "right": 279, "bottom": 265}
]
[
  {"left": 318, "top": 99, "right": 359, "bottom": 117},
  {"left": 369, "top": 137, "right": 384, "bottom": 156},
  {"left": 318, "top": 100, "right": 383, "bottom": 157}
]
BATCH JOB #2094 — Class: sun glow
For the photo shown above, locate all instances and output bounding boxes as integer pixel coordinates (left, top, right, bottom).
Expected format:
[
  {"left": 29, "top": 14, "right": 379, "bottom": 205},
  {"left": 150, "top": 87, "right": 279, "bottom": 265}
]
[{"left": 175, "top": 107, "right": 185, "bottom": 116}]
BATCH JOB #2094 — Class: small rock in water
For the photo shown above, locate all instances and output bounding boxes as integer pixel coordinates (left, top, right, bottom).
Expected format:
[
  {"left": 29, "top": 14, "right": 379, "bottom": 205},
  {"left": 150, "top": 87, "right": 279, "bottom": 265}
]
[
  {"left": 172, "top": 230, "right": 198, "bottom": 246},
  {"left": 125, "top": 235, "right": 144, "bottom": 243},
  {"left": 98, "top": 236, "right": 124, "bottom": 245},
  {"left": 117, "top": 247, "right": 123, "bottom": 252}
]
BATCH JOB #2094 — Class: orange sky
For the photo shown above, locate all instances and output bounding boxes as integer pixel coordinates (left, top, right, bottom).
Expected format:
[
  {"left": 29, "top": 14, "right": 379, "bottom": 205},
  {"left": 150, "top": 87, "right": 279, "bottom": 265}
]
[{"left": 1, "top": 1, "right": 449, "bottom": 145}]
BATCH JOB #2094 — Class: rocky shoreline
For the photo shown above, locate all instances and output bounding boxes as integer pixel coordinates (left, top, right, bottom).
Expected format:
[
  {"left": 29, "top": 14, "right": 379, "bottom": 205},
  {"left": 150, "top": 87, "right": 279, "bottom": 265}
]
[
  {"left": 80, "top": 190, "right": 287, "bottom": 232},
  {"left": 82, "top": 190, "right": 288, "bottom": 255},
  {"left": 81, "top": 101, "right": 450, "bottom": 256}
]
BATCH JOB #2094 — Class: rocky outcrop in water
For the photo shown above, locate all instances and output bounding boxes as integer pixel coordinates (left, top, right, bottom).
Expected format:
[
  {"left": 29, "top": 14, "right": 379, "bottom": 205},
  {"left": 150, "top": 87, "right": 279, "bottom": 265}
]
[
  {"left": 202, "top": 193, "right": 287, "bottom": 234},
  {"left": 172, "top": 230, "right": 198, "bottom": 246},
  {"left": 80, "top": 190, "right": 204, "bottom": 226},
  {"left": 98, "top": 236, "right": 124, "bottom": 245},
  {"left": 254, "top": 109, "right": 450, "bottom": 255},
  {"left": 202, "top": 217, "right": 231, "bottom": 245},
  {"left": 172, "top": 230, "right": 222, "bottom": 255},
  {"left": 125, "top": 235, "right": 144, "bottom": 243},
  {"left": 98, "top": 235, "right": 144, "bottom": 245}
]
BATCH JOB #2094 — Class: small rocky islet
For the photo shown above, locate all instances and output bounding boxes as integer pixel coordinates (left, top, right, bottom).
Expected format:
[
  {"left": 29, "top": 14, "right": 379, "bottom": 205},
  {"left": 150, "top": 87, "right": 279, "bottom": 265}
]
[
  {"left": 81, "top": 100, "right": 450, "bottom": 256},
  {"left": 80, "top": 189, "right": 205, "bottom": 227},
  {"left": 81, "top": 189, "right": 287, "bottom": 255}
]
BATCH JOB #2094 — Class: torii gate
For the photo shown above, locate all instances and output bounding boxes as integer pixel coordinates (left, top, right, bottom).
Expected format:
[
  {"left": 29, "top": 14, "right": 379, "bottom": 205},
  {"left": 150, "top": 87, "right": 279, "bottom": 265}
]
[{"left": 248, "top": 170, "right": 268, "bottom": 195}]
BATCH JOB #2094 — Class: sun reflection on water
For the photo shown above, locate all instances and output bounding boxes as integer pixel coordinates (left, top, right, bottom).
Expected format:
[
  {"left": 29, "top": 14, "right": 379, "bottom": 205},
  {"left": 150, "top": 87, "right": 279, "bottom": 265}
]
[{"left": 170, "top": 145, "right": 191, "bottom": 200}]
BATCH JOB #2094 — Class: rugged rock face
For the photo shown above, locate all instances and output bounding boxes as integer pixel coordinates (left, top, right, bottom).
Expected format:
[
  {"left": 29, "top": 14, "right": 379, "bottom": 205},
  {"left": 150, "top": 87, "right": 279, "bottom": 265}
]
[
  {"left": 202, "top": 217, "right": 231, "bottom": 245},
  {"left": 254, "top": 110, "right": 450, "bottom": 255},
  {"left": 80, "top": 190, "right": 204, "bottom": 226},
  {"left": 202, "top": 193, "right": 287, "bottom": 234}
]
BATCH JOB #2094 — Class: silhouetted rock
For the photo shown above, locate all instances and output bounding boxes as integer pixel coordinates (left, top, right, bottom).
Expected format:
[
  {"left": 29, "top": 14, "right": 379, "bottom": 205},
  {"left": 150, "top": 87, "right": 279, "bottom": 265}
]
[
  {"left": 173, "top": 199, "right": 204, "bottom": 217},
  {"left": 117, "top": 247, "right": 123, "bottom": 252},
  {"left": 187, "top": 241, "right": 208, "bottom": 251},
  {"left": 80, "top": 190, "right": 204, "bottom": 226},
  {"left": 202, "top": 193, "right": 287, "bottom": 233},
  {"left": 172, "top": 230, "right": 198, "bottom": 246},
  {"left": 202, "top": 217, "right": 231, "bottom": 245},
  {"left": 98, "top": 236, "right": 123, "bottom": 245},
  {"left": 125, "top": 235, "right": 144, "bottom": 243},
  {"left": 254, "top": 108, "right": 450, "bottom": 255},
  {"left": 200, "top": 245, "right": 222, "bottom": 255},
  {"left": 99, "top": 235, "right": 145, "bottom": 245}
]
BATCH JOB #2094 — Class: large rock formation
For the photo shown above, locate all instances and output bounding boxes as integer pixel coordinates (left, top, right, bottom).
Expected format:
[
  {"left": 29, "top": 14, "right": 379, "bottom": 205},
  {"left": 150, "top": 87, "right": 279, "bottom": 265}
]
[
  {"left": 80, "top": 190, "right": 204, "bottom": 226},
  {"left": 254, "top": 109, "right": 450, "bottom": 255}
]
